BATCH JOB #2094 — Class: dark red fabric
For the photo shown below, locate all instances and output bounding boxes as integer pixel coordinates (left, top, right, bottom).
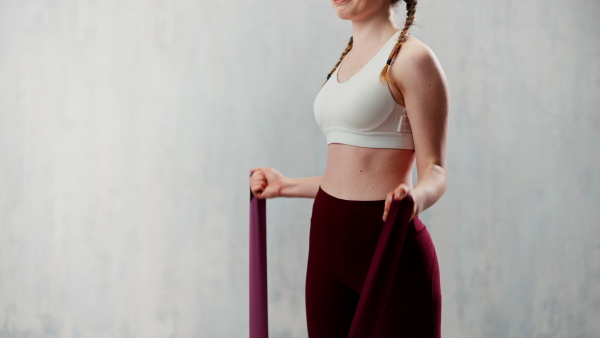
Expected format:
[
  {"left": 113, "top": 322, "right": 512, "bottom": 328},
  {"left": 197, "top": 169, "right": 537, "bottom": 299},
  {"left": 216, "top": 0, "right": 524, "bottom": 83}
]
[
  {"left": 305, "top": 186, "right": 441, "bottom": 337},
  {"left": 249, "top": 190, "right": 268, "bottom": 338}
]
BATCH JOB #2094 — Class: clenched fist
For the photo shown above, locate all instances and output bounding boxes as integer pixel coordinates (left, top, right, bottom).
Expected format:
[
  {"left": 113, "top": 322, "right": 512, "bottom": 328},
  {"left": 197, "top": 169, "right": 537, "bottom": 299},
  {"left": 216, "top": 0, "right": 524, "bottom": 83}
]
[{"left": 249, "top": 167, "right": 286, "bottom": 199}]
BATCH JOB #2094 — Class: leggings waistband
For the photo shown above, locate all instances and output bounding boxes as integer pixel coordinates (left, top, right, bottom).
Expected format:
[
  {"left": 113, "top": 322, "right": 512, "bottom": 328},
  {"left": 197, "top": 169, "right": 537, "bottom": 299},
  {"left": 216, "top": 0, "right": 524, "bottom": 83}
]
[
  {"left": 314, "top": 185, "right": 426, "bottom": 234},
  {"left": 317, "top": 186, "right": 386, "bottom": 205}
]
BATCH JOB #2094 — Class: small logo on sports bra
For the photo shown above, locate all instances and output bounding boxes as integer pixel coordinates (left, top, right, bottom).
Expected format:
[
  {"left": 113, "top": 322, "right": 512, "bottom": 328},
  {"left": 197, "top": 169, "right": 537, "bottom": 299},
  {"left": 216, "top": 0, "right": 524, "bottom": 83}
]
[{"left": 393, "top": 114, "right": 412, "bottom": 133}]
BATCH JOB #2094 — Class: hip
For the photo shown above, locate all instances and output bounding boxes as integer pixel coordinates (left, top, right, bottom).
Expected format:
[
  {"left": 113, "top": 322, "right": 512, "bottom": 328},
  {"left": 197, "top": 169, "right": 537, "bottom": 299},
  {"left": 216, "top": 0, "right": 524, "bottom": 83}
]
[{"left": 310, "top": 185, "right": 425, "bottom": 238}]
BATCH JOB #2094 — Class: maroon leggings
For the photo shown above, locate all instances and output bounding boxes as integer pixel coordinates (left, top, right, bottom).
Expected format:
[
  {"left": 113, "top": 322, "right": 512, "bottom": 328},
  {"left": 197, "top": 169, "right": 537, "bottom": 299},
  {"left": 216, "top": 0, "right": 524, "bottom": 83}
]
[{"left": 305, "top": 186, "right": 441, "bottom": 337}]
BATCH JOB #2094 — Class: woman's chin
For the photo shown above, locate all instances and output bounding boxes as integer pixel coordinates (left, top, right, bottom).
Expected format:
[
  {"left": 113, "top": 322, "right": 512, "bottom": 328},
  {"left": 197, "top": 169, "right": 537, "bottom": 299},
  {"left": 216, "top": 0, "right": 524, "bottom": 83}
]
[{"left": 333, "top": 0, "right": 352, "bottom": 5}]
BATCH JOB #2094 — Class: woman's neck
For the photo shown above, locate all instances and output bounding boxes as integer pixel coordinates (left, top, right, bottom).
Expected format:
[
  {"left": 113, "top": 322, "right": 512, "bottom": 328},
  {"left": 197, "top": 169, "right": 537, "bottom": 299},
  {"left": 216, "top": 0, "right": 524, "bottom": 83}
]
[{"left": 349, "top": 11, "right": 401, "bottom": 51}]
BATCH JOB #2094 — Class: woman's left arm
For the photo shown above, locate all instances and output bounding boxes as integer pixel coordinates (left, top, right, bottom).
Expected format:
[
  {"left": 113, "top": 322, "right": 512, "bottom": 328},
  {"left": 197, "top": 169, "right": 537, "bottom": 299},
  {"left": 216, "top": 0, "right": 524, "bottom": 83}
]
[{"left": 382, "top": 43, "right": 449, "bottom": 222}]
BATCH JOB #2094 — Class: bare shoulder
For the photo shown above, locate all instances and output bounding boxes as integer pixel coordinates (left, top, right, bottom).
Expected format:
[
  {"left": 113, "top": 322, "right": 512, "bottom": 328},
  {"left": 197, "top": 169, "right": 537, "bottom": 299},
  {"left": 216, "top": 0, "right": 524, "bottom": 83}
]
[{"left": 389, "top": 34, "right": 446, "bottom": 91}]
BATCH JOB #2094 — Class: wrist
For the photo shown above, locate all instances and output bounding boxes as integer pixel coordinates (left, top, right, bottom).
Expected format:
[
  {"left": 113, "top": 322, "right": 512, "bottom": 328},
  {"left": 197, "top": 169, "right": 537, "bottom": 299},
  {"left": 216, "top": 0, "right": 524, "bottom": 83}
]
[
  {"left": 410, "top": 187, "right": 422, "bottom": 216},
  {"left": 279, "top": 177, "right": 294, "bottom": 198}
]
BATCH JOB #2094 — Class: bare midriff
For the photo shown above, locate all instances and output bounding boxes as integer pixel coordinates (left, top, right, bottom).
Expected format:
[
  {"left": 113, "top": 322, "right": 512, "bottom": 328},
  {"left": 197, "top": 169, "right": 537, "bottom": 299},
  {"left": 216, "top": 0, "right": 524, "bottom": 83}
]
[{"left": 320, "top": 143, "right": 415, "bottom": 201}]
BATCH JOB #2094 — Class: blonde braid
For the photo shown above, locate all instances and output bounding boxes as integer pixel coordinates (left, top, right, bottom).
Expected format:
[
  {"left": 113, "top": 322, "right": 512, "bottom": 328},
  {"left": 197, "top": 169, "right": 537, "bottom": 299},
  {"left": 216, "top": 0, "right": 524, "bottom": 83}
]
[
  {"left": 379, "top": 0, "right": 417, "bottom": 84},
  {"left": 322, "top": 36, "right": 353, "bottom": 86}
]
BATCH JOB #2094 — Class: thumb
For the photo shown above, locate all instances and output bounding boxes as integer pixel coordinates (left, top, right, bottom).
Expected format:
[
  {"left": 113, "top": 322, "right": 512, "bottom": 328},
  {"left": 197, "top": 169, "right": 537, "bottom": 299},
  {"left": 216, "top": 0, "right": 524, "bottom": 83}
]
[{"left": 262, "top": 181, "right": 281, "bottom": 198}]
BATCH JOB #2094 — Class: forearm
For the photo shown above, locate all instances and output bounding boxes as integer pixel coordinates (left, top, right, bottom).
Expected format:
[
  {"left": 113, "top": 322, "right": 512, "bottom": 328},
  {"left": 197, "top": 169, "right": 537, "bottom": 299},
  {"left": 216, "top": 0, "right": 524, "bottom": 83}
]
[
  {"left": 280, "top": 176, "right": 323, "bottom": 198},
  {"left": 412, "top": 164, "right": 447, "bottom": 215}
]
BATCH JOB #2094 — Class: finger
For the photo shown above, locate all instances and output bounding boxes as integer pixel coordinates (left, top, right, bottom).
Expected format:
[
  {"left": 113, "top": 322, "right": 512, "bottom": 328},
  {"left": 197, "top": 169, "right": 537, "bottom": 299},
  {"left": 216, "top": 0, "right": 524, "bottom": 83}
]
[
  {"left": 251, "top": 177, "right": 266, "bottom": 188},
  {"left": 383, "top": 192, "right": 392, "bottom": 221},
  {"left": 250, "top": 173, "right": 265, "bottom": 185},
  {"left": 386, "top": 191, "right": 393, "bottom": 208},
  {"left": 251, "top": 182, "right": 262, "bottom": 193},
  {"left": 251, "top": 171, "right": 264, "bottom": 179},
  {"left": 253, "top": 179, "right": 267, "bottom": 189},
  {"left": 249, "top": 168, "right": 263, "bottom": 177},
  {"left": 251, "top": 177, "right": 265, "bottom": 186},
  {"left": 394, "top": 189, "right": 407, "bottom": 201},
  {"left": 251, "top": 183, "right": 264, "bottom": 192}
]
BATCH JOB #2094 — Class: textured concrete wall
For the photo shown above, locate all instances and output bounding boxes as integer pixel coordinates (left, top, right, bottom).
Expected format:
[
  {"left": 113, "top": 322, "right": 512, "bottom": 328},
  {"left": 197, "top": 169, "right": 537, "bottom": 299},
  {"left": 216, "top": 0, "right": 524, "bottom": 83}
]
[{"left": 0, "top": 0, "right": 598, "bottom": 337}]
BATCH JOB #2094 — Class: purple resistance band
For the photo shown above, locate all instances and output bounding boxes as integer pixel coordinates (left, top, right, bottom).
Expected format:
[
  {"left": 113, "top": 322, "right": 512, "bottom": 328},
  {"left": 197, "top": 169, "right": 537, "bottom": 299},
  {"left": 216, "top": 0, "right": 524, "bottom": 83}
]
[
  {"left": 249, "top": 187, "right": 414, "bottom": 337},
  {"left": 249, "top": 188, "right": 268, "bottom": 337}
]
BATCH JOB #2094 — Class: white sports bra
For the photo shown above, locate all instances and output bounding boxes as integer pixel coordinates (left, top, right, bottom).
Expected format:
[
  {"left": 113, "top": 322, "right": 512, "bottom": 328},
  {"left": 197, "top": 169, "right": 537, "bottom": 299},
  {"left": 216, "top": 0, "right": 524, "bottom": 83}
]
[{"left": 313, "top": 30, "right": 414, "bottom": 150}]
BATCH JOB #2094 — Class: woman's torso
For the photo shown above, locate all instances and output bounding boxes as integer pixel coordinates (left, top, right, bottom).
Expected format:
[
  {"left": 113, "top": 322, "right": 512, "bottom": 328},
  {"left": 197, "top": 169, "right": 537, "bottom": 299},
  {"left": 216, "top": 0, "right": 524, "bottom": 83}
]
[
  {"left": 318, "top": 32, "right": 418, "bottom": 201},
  {"left": 321, "top": 144, "right": 415, "bottom": 200}
]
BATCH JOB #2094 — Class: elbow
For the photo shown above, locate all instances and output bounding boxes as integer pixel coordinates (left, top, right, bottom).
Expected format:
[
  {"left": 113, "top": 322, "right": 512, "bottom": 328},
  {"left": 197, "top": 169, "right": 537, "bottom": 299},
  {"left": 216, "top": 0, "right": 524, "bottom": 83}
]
[{"left": 431, "top": 163, "right": 448, "bottom": 194}]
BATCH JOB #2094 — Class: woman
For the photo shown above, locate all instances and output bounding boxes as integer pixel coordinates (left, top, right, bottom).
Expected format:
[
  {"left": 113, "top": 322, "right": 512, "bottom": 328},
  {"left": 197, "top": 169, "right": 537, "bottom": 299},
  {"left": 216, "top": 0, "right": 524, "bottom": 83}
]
[{"left": 250, "top": 0, "right": 448, "bottom": 336}]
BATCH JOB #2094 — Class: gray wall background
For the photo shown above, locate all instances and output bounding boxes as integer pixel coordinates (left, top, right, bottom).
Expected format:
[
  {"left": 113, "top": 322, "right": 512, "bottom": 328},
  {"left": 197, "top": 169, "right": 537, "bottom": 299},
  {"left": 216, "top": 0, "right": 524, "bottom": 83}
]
[{"left": 0, "top": 0, "right": 598, "bottom": 337}]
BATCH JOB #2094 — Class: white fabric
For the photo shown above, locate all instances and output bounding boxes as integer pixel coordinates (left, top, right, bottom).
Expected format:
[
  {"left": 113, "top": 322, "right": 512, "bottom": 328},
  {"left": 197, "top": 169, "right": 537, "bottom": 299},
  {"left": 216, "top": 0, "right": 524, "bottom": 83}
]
[{"left": 313, "top": 30, "right": 414, "bottom": 150}]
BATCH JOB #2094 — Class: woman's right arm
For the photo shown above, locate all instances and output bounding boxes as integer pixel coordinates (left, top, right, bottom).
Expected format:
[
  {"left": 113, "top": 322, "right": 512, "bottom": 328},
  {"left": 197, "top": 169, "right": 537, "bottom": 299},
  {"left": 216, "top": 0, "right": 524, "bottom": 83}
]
[
  {"left": 280, "top": 176, "right": 323, "bottom": 199},
  {"left": 250, "top": 167, "right": 322, "bottom": 199}
]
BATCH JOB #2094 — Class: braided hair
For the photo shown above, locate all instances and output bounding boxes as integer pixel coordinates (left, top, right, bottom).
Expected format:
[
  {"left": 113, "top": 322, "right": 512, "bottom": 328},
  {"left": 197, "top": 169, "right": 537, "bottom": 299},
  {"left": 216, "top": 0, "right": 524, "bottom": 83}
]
[{"left": 323, "top": 0, "right": 417, "bottom": 86}]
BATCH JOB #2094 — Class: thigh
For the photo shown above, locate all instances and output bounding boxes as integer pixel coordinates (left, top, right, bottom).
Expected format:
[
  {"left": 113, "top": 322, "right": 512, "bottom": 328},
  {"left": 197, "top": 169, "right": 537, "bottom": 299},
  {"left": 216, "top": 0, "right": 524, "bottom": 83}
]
[
  {"left": 305, "top": 247, "right": 359, "bottom": 338},
  {"left": 377, "top": 226, "right": 442, "bottom": 338},
  {"left": 305, "top": 211, "right": 359, "bottom": 337}
]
